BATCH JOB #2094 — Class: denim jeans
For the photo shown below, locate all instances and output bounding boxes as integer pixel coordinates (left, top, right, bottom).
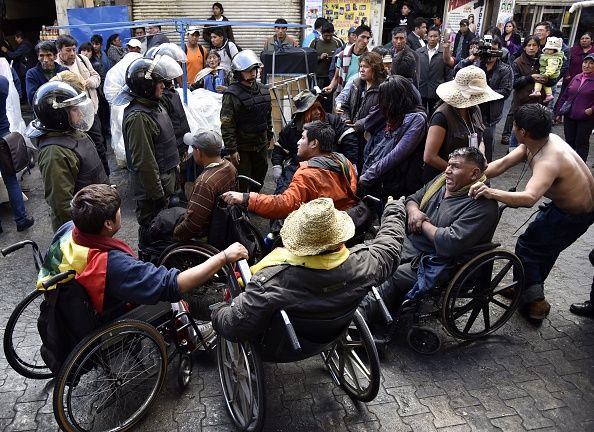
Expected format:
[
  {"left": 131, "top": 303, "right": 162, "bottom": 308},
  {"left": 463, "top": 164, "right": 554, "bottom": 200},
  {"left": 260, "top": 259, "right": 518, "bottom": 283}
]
[
  {"left": 0, "top": 165, "right": 28, "bottom": 226},
  {"left": 515, "top": 202, "right": 594, "bottom": 305}
]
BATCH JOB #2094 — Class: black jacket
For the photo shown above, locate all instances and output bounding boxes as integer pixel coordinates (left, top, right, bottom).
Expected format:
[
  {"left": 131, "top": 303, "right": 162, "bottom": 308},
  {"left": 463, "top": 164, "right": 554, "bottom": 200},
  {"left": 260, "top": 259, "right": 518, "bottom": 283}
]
[
  {"left": 406, "top": 32, "right": 424, "bottom": 51},
  {"left": 453, "top": 30, "right": 476, "bottom": 60},
  {"left": 416, "top": 45, "right": 450, "bottom": 99}
]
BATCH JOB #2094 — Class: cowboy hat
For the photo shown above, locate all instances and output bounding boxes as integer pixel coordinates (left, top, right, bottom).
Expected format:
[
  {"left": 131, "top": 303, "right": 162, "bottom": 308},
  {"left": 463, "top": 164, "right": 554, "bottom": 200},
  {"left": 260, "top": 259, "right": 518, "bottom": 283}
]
[
  {"left": 280, "top": 198, "right": 355, "bottom": 257},
  {"left": 293, "top": 90, "right": 319, "bottom": 114},
  {"left": 436, "top": 65, "right": 503, "bottom": 109}
]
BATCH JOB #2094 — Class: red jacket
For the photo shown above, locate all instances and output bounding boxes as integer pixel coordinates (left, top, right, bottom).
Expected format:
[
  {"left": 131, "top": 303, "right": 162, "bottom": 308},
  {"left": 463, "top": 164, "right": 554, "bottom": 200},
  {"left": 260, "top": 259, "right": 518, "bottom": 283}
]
[{"left": 248, "top": 153, "right": 358, "bottom": 219}]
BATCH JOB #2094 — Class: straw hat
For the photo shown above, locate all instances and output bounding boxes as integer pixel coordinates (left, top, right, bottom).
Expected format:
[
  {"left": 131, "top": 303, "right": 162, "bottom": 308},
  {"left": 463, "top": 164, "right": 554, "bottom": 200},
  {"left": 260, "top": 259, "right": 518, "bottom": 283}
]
[
  {"left": 280, "top": 198, "right": 355, "bottom": 257},
  {"left": 436, "top": 65, "right": 503, "bottom": 109}
]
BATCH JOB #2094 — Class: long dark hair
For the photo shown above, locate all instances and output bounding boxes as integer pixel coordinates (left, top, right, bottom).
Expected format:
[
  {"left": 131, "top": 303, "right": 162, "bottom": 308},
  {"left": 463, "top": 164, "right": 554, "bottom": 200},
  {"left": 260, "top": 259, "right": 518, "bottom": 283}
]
[
  {"left": 379, "top": 75, "right": 419, "bottom": 125},
  {"left": 105, "top": 34, "right": 120, "bottom": 51}
]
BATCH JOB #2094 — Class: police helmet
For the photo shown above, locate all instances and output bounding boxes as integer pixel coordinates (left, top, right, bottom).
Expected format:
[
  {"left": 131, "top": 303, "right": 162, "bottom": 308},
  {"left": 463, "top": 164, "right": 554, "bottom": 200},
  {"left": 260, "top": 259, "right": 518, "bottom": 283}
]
[
  {"left": 125, "top": 56, "right": 183, "bottom": 99},
  {"left": 231, "top": 50, "right": 263, "bottom": 80},
  {"left": 26, "top": 81, "right": 94, "bottom": 137}
]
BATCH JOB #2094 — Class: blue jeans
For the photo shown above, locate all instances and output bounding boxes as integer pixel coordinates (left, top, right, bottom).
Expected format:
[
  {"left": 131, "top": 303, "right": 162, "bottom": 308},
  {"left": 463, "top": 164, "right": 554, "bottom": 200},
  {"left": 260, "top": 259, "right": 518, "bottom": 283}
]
[
  {"left": 515, "top": 202, "right": 594, "bottom": 305},
  {"left": 0, "top": 165, "right": 28, "bottom": 226}
]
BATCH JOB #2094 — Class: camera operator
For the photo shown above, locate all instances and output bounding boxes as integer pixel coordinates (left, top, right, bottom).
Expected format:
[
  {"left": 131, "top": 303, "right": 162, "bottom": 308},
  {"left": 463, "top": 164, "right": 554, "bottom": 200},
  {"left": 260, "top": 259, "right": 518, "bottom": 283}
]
[{"left": 453, "top": 37, "right": 513, "bottom": 162}]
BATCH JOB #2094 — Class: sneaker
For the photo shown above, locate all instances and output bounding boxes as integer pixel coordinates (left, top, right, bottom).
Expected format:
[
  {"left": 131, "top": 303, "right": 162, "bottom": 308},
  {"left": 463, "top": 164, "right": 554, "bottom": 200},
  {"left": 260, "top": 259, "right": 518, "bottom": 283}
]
[
  {"left": 543, "top": 94, "right": 554, "bottom": 103},
  {"left": 197, "top": 321, "right": 215, "bottom": 340},
  {"left": 16, "top": 216, "right": 34, "bottom": 232},
  {"left": 524, "top": 299, "right": 551, "bottom": 320}
]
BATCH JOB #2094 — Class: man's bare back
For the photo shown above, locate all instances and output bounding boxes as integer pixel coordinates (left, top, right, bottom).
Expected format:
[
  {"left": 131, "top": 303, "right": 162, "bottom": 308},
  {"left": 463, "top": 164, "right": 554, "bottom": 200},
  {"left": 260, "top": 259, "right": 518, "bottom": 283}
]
[
  {"left": 529, "top": 134, "right": 594, "bottom": 214},
  {"left": 469, "top": 133, "right": 594, "bottom": 214}
]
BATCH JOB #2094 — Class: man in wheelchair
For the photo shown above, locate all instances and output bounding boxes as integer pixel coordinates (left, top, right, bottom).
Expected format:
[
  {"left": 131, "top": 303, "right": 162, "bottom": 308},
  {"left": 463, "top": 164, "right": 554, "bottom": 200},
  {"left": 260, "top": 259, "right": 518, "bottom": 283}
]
[
  {"left": 38, "top": 184, "right": 248, "bottom": 370},
  {"left": 210, "top": 196, "right": 406, "bottom": 342},
  {"left": 221, "top": 121, "right": 360, "bottom": 223},
  {"left": 359, "top": 147, "right": 499, "bottom": 333},
  {"left": 173, "top": 130, "right": 237, "bottom": 241}
]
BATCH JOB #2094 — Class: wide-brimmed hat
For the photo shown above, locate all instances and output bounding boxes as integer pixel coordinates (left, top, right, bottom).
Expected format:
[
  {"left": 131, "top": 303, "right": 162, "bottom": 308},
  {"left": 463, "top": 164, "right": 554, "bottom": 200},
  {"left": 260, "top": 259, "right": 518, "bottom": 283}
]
[
  {"left": 293, "top": 90, "right": 319, "bottom": 113},
  {"left": 280, "top": 198, "right": 355, "bottom": 256},
  {"left": 436, "top": 66, "right": 503, "bottom": 109}
]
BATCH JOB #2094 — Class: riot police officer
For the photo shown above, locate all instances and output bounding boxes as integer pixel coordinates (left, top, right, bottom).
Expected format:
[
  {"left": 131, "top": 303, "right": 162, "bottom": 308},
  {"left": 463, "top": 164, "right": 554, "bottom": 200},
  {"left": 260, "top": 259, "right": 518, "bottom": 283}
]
[
  {"left": 117, "top": 55, "right": 182, "bottom": 247},
  {"left": 220, "top": 50, "right": 273, "bottom": 191},
  {"left": 26, "top": 81, "right": 109, "bottom": 230}
]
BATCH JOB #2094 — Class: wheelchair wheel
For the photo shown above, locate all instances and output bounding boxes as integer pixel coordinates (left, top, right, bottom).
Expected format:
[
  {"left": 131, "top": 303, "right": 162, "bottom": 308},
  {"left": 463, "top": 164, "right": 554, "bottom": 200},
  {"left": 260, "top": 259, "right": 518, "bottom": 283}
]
[
  {"left": 177, "top": 354, "right": 192, "bottom": 390},
  {"left": 441, "top": 249, "right": 524, "bottom": 341},
  {"left": 407, "top": 326, "right": 441, "bottom": 355},
  {"left": 158, "top": 243, "right": 230, "bottom": 321},
  {"left": 4, "top": 290, "right": 53, "bottom": 379},
  {"left": 216, "top": 336, "right": 265, "bottom": 432},
  {"left": 53, "top": 319, "right": 168, "bottom": 432},
  {"left": 322, "top": 310, "right": 380, "bottom": 402}
]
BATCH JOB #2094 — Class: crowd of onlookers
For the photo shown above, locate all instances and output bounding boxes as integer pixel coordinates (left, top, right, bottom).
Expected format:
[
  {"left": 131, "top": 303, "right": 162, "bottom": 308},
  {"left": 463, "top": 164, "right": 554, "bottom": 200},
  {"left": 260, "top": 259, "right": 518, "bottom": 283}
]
[{"left": 0, "top": 1, "right": 593, "bottom": 322}]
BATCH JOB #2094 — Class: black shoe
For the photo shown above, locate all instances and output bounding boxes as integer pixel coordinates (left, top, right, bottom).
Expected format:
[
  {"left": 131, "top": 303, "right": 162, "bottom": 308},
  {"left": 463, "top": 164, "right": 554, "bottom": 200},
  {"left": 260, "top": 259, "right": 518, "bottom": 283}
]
[
  {"left": 16, "top": 217, "right": 34, "bottom": 232},
  {"left": 569, "top": 301, "right": 594, "bottom": 317}
]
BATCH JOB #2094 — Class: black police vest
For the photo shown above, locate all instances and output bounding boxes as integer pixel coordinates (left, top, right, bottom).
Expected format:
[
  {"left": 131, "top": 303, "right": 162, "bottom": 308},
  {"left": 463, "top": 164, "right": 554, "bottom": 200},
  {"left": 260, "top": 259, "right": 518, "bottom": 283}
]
[
  {"left": 37, "top": 134, "right": 109, "bottom": 192},
  {"left": 124, "top": 101, "right": 180, "bottom": 174},
  {"left": 225, "top": 83, "right": 271, "bottom": 134}
]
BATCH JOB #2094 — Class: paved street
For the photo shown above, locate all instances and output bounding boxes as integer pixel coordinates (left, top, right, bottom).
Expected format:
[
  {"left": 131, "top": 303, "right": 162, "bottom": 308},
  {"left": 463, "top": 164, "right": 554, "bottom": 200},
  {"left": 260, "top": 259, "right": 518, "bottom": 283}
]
[{"left": 0, "top": 121, "right": 593, "bottom": 432}]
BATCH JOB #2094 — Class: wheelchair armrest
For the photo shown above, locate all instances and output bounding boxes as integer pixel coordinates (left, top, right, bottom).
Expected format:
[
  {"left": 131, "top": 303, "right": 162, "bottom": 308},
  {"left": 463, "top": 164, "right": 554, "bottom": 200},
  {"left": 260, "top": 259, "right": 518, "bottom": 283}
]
[
  {"left": 280, "top": 310, "right": 301, "bottom": 351},
  {"left": 236, "top": 175, "right": 262, "bottom": 190}
]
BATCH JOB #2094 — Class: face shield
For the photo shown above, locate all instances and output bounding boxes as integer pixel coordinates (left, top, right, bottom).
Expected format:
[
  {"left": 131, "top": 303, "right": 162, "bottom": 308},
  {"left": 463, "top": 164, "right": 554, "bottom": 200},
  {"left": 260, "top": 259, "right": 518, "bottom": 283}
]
[
  {"left": 145, "top": 43, "right": 187, "bottom": 63},
  {"left": 54, "top": 92, "right": 95, "bottom": 131},
  {"left": 146, "top": 54, "right": 183, "bottom": 80}
]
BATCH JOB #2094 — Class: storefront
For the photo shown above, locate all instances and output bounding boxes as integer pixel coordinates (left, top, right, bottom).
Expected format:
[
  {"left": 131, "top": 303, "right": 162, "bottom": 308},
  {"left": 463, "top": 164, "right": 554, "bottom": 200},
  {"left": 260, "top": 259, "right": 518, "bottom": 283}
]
[
  {"left": 129, "top": 0, "right": 303, "bottom": 51},
  {"left": 512, "top": 0, "right": 583, "bottom": 46}
]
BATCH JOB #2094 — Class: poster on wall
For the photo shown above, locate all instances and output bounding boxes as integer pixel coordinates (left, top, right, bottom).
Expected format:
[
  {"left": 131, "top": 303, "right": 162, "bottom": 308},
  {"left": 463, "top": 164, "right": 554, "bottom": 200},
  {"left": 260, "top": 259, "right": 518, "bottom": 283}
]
[
  {"left": 325, "top": 0, "right": 372, "bottom": 40},
  {"left": 495, "top": 0, "right": 516, "bottom": 32},
  {"left": 303, "top": 0, "right": 324, "bottom": 38},
  {"left": 445, "top": 0, "right": 485, "bottom": 38}
]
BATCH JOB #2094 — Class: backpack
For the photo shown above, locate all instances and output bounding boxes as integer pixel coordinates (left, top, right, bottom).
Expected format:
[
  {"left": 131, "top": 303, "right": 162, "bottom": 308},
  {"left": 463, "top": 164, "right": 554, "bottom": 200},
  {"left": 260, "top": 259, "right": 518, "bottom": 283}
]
[
  {"left": 225, "top": 41, "right": 242, "bottom": 60},
  {"left": 207, "top": 198, "right": 257, "bottom": 260},
  {"left": 0, "top": 132, "right": 29, "bottom": 175},
  {"left": 37, "top": 280, "right": 100, "bottom": 374}
]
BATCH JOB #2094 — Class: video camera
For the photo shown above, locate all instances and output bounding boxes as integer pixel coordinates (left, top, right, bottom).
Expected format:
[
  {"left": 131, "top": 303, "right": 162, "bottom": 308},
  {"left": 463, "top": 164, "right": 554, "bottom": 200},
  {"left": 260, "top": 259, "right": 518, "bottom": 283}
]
[{"left": 475, "top": 35, "right": 503, "bottom": 60}]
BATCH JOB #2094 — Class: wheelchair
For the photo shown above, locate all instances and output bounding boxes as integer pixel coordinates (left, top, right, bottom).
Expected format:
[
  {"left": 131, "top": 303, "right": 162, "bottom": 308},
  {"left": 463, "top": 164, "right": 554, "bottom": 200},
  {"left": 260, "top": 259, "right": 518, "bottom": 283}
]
[
  {"left": 215, "top": 260, "right": 382, "bottom": 432},
  {"left": 374, "top": 206, "right": 525, "bottom": 355},
  {"left": 2, "top": 239, "right": 231, "bottom": 432}
]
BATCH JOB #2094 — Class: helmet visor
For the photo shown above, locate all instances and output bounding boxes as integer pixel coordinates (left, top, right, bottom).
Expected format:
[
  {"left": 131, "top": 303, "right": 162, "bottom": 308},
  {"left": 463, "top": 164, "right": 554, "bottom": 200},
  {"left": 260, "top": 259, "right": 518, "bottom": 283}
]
[
  {"left": 66, "top": 97, "right": 95, "bottom": 131},
  {"left": 146, "top": 55, "right": 183, "bottom": 80},
  {"left": 145, "top": 43, "right": 187, "bottom": 63}
]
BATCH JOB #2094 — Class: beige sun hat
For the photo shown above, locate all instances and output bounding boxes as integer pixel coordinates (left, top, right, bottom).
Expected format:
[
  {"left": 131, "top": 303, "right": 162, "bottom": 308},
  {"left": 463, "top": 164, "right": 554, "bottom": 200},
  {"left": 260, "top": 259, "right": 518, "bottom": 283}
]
[
  {"left": 436, "top": 65, "right": 503, "bottom": 109},
  {"left": 280, "top": 198, "right": 355, "bottom": 257}
]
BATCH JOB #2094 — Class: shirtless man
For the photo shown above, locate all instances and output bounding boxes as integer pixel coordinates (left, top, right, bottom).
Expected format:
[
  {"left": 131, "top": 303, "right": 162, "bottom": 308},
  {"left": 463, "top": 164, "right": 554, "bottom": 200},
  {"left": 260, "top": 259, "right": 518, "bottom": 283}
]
[{"left": 469, "top": 104, "right": 594, "bottom": 320}]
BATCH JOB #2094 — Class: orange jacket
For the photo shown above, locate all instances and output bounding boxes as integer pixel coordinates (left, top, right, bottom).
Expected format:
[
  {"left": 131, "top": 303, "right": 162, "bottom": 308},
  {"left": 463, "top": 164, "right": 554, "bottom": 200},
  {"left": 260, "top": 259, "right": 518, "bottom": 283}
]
[{"left": 248, "top": 153, "right": 358, "bottom": 219}]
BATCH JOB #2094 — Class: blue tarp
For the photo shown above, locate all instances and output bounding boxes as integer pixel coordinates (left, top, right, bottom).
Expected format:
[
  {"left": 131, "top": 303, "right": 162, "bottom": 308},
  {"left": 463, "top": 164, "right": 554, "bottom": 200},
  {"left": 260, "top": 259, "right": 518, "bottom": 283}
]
[{"left": 66, "top": 6, "right": 129, "bottom": 45}]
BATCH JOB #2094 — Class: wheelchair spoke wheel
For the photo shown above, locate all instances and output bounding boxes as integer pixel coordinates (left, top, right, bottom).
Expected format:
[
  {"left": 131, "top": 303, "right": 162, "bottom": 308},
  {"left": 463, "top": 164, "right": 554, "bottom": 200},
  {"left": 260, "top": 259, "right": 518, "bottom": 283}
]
[
  {"left": 322, "top": 311, "right": 380, "bottom": 402},
  {"left": 442, "top": 250, "right": 524, "bottom": 340},
  {"left": 53, "top": 320, "right": 167, "bottom": 432},
  {"left": 4, "top": 290, "right": 53, "bottom": 379},
  {"left": 216, "top": 337, "right": 265, "bottom": 432},
  {"left": 158, "top": 243, "right": 231, "bottom": 321}
]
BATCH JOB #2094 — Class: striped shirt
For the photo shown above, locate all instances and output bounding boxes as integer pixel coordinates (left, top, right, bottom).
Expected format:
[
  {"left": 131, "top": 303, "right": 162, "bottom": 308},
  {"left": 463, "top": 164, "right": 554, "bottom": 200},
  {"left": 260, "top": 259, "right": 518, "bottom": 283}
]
[{"left": 173, "top": 159, "right": 237, "bottom": 241}]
